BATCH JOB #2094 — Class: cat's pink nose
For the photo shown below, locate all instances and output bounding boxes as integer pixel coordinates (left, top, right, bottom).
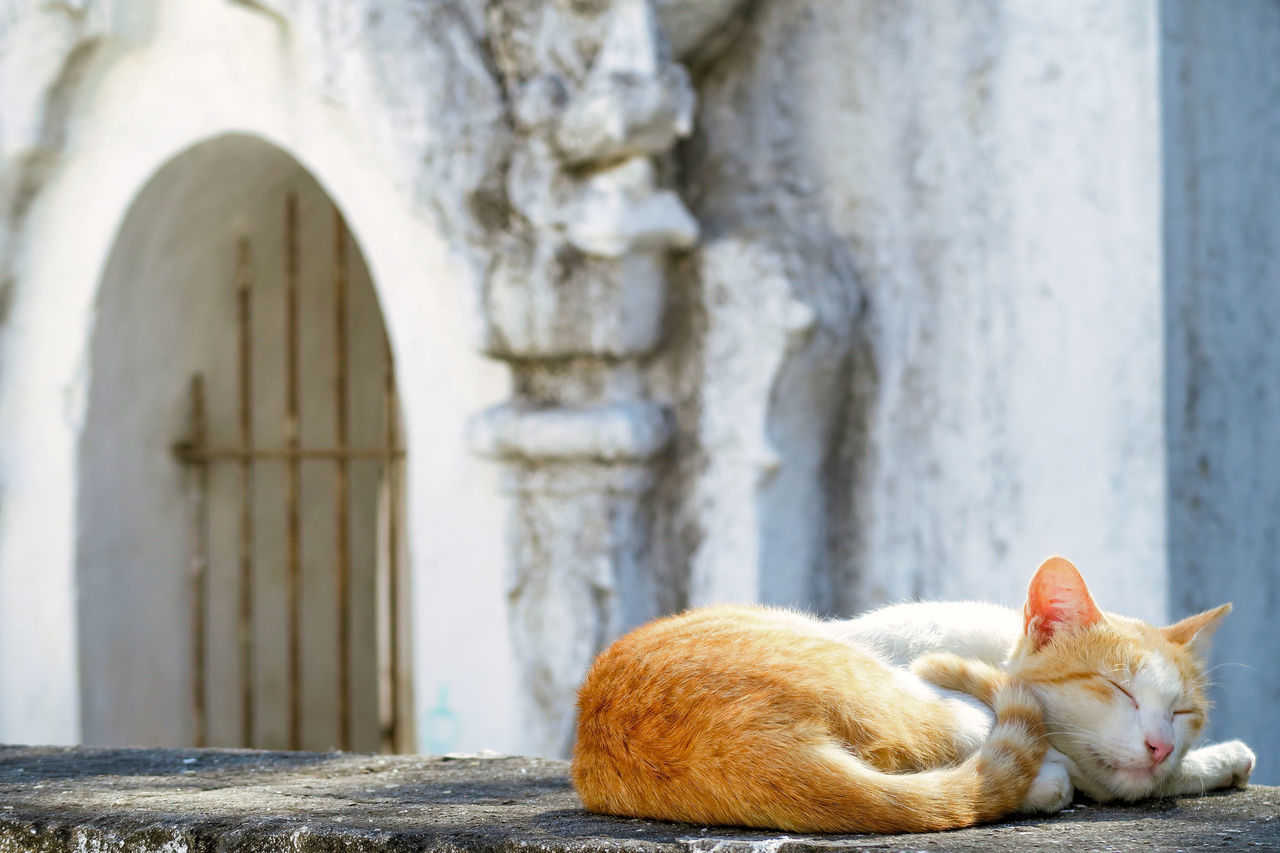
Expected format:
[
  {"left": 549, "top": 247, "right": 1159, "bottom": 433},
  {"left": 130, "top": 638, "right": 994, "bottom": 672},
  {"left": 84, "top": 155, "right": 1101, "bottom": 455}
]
[{"left": 1146, "top": 737, "right": 1173, "bottom": 766}]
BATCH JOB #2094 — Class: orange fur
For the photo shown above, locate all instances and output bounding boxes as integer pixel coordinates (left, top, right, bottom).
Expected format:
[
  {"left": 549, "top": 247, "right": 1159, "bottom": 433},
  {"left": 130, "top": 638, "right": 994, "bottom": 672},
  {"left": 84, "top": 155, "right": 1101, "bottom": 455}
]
[{"left": 572, "top": 606, "right": 1046, "bottom": 833}]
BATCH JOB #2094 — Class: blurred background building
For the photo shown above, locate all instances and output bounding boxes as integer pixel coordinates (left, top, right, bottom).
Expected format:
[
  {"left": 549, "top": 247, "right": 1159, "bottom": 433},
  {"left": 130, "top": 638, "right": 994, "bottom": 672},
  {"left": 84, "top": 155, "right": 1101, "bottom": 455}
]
[{"left": 0, "top": 0, "right": 1276, "bottom": 782}]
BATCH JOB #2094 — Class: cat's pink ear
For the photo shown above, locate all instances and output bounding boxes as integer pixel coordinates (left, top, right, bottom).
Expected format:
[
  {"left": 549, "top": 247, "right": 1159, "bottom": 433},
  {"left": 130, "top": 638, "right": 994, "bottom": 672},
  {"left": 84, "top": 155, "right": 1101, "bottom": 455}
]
[
  {"left": 1163, "top": 603, "right": 1231, "bottom": 659},
  {"left": 1023, "top": 556, "right": 1103, "bottom": 649}
]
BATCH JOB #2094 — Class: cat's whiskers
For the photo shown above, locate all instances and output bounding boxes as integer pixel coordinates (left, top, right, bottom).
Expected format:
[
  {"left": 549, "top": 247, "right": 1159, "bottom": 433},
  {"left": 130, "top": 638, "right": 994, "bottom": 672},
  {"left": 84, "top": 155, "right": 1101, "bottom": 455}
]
[
  {"left": 1041, "top": 726, "right": 1090, "bottom": 739},
  {"left": 1043, "top": 732, "right": 1096, "bottom": 752},
  {"left": 1042, "top": 728, "right": 1090, "bottom": 740},
  {"left": 1199, "top": 661, "right": 1265, "bottom": 683}
]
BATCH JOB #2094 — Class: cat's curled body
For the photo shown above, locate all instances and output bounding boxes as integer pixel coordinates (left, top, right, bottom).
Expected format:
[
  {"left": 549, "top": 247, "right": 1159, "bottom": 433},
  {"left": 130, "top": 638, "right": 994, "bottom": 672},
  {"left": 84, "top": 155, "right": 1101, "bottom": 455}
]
[
  {"left": 573, "top": 604, "right": 1045, "bottom": 833},
  {"left": 572, "top": 557, "right": 1255, "bottom": 834}
]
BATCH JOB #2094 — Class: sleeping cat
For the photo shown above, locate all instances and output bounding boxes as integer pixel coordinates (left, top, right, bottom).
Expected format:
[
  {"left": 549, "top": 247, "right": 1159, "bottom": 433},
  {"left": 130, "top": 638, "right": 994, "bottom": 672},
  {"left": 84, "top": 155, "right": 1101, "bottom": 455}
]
[
  {"left": 834, "top": 556, "right": 1255, "bottom": 806},
  {"left": 571, "top": 556, "right": 1253, "bottom": 834}
]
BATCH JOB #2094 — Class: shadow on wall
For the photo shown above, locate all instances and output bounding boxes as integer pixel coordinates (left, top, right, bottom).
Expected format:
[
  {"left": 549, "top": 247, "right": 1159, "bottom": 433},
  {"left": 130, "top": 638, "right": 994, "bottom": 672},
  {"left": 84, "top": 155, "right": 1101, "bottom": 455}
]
[{"left": 1162, "top": 1, "right": 1280, "bottom": 786}]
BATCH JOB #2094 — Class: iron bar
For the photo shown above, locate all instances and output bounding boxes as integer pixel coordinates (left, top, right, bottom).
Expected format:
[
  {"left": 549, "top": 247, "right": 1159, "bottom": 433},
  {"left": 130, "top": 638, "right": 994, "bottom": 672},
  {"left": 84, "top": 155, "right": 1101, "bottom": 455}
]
[
  {"left": 172, "top": 202, "right": 410, "bottom": 755},
  {"left": 236, "top": 237, "right": 256, "bottom": 749},
  {"left": 187, "top": 373, "right": 209, "bottom": 748},
  {"left": 333, "top": 206, "right": 352, "bottom": 751},
  {"left": 177, "top": 447, "right": 404, "bottom": 463},
  {"left": 284, "top": 191, "right": 302, "bottom": 750},
  {"left": 382, "top": 337, "right": 401, "bottom": 753}
]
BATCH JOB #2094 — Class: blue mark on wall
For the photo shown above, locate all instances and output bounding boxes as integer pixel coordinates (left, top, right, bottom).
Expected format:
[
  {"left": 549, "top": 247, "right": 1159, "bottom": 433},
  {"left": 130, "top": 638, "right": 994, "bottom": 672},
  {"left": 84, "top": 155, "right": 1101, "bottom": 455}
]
[{"left": 422, "top": 684, "right": 461, "bottom": 754}]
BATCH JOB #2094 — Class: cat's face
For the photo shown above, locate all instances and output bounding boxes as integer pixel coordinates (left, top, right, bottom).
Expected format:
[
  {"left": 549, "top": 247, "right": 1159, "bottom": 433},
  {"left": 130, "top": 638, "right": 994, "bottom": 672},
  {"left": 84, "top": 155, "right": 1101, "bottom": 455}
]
[{"left": 1009, "top": 557, "right": 1227, "bottom": 801}]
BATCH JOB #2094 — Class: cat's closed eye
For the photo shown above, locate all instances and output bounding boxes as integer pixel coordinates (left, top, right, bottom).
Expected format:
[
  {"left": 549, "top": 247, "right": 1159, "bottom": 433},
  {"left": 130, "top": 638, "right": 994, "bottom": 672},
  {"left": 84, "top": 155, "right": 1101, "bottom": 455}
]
[{"left": 1103, "top": 677, "right": 1138, "bottom": 707}]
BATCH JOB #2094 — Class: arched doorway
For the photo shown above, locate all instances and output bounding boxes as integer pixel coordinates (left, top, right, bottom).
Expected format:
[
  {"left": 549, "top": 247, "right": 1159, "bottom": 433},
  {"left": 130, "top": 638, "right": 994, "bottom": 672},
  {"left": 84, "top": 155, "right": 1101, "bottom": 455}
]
[{"left": 76, "top": 134, "right": 412, "bottom": 752}]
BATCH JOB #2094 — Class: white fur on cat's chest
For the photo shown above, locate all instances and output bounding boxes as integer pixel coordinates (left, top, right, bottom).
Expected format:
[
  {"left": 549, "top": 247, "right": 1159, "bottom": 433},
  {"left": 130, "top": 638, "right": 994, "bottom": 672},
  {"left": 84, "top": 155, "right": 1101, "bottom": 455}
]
[{"left": 830, "top": 600, "right": 1024, "bottom": 668}]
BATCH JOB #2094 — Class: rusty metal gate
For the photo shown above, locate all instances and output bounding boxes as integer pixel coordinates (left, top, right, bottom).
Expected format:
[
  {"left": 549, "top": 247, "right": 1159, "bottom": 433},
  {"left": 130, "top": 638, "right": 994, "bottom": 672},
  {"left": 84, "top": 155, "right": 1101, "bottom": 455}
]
[{"left": 175, "top": 193, "right": 408, "bottom": 753}]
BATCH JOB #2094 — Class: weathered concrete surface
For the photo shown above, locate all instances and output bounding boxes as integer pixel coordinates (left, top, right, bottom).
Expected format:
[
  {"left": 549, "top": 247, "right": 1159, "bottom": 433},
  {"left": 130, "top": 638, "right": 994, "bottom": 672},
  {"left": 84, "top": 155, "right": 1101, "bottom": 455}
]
[{"left": 0, "top": 747, "right": 1275, "bottom": 853}]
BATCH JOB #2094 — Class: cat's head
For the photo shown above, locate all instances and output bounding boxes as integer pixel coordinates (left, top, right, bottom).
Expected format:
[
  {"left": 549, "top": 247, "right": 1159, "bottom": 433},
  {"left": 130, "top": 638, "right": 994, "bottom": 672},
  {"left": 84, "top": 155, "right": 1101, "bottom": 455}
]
[{"left": 1008, "top": 556, "right": 1229, "bottom": 801}]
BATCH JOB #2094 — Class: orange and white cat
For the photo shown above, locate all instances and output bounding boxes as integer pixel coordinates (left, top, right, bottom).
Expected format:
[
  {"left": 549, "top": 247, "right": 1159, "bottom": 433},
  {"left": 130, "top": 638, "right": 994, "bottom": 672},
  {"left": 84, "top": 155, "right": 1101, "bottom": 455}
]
[{"left": 572, "top": 557, "right": 1253, "bottom": 834}]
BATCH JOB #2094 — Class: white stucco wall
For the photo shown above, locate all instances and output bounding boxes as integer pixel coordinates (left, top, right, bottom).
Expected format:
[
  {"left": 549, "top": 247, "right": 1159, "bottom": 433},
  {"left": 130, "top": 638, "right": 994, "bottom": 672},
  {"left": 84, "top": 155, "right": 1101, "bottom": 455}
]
[
  {"left": 687, "top": 0, "right": 1167, "bottom": 621},
  {"left": 832, "top": 1, "right": 1167, "bottom": 617},
  {"left": 4, "top": 0, "right": 1271, "bottom": 772},
  {"left": 0, "top": 0, "right": 517, "bottom": 753}
]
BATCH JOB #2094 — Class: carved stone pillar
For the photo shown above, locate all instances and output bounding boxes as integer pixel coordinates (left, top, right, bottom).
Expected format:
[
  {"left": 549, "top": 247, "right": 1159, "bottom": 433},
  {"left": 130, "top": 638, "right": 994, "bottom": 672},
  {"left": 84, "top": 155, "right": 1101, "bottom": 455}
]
[
  {"left": 470, "top": 402, "right": 671, "bottom": 753},
  {"left": 473, "top": 0, "right": 699, "bottom": 756}
]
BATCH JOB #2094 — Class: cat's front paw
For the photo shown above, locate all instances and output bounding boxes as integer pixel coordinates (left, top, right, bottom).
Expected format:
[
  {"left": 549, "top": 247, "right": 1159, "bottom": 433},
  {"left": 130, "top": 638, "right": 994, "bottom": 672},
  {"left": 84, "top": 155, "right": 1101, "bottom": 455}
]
[
  {"left": 910, "top": 653, "right": 1004, "bottom": 705},
  {"left": 1017, "top": 750, "right": 1073, "bottom": 814},
  {"left": 1215, "top": 739, "right": 1256, "bottom": 788},
  {"left": 1175, "top": 739, "right": 1256, "bottom": 794}
]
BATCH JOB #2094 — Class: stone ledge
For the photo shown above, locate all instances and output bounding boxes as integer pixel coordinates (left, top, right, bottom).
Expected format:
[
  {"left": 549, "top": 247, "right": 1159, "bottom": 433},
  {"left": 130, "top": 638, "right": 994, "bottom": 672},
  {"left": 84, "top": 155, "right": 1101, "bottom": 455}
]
[{"left": 0, "top": 746, "right": 1274, "bottom": 852}]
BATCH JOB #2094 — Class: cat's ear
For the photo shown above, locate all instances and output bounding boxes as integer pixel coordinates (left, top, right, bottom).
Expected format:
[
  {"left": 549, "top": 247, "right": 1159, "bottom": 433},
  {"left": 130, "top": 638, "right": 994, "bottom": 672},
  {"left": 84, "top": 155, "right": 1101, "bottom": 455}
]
[
  {"left": 1163, "top": 603, "right": 1232, "bottom": 659},
  {"left": 1023, "top": 556, "right": 1103, "bottom": 650}
]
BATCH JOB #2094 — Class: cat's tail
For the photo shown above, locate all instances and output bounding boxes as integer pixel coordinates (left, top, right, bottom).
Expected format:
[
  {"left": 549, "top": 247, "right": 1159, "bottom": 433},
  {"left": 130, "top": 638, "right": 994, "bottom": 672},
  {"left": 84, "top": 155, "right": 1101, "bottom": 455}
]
[
  {"left": 574, "top": 639, "right": 1047, "bottom": 834},
  {"left": 766, "top": 670, "right": 1048, "bottom": 833},
  {"left": 577, "top": 658, "right": 1048, "bottom": 834}
]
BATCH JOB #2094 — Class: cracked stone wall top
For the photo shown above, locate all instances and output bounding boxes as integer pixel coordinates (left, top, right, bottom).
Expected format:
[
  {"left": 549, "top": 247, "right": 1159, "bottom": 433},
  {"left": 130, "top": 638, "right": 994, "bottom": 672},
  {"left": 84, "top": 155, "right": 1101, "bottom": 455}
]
[{"left": 0, "top": 746, "right": 1276, "bottom": 853}]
